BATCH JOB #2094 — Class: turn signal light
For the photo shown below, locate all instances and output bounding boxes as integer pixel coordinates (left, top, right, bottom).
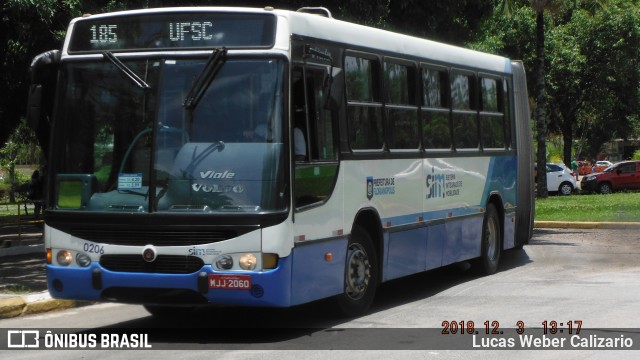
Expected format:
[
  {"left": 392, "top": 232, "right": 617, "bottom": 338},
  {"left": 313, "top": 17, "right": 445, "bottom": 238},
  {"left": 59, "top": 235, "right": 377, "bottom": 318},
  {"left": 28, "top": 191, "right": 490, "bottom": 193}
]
[{"left": 262, "top": 253, "right": 279, "bottom": 269}]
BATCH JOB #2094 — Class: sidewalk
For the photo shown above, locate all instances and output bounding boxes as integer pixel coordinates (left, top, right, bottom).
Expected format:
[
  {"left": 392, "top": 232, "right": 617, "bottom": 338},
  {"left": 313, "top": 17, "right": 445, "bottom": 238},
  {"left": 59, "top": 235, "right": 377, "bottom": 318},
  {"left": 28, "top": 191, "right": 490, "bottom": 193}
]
[
  {"left": 0, "top": 222, "right": 87, "bottom": 318},
  {"left": 1, "top": 220, "right": 640, "bottom": 319}
]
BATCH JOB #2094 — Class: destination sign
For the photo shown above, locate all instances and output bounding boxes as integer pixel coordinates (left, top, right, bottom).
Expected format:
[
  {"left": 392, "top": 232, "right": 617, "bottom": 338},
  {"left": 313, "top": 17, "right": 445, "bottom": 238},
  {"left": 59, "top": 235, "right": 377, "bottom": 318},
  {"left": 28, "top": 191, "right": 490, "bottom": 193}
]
[{"left": 68, "top": 12, "right": 276, "bottom": 53}]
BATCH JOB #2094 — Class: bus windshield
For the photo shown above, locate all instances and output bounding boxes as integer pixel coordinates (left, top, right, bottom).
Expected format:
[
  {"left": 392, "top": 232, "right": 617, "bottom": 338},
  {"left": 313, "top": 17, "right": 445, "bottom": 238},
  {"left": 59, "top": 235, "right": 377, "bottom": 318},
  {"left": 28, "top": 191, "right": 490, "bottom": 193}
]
[{"left": 52, "top": 57, "right": 286, "bottom": 214}]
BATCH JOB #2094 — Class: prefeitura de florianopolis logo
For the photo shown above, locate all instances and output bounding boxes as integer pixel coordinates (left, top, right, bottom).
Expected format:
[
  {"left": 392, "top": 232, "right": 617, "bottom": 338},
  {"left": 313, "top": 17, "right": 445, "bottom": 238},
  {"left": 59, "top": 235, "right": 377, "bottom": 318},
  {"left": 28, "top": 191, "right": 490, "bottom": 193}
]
[{"left": 366, "top": 176, "right": 396, "bottom": 200}]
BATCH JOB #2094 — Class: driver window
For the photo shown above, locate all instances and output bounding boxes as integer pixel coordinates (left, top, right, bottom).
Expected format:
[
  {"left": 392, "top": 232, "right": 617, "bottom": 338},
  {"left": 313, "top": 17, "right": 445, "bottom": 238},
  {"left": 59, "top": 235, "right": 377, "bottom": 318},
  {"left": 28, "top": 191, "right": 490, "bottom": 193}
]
[{"left": 293, "top": 65, "right": 339, "bottom": 209}]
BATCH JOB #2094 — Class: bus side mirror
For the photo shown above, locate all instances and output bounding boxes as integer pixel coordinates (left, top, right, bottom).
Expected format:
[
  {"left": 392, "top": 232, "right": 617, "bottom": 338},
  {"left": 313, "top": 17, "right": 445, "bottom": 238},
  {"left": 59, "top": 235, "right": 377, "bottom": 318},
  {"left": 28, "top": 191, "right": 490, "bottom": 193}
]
[
  {"left": 27, "top": 49, "right": 60, "bottom": 155},
  {"left": 323, "top": 67, "right": 344, "bottom": 111},
  {"left": 27, "top": 84, "right": 43, "bottom": 131}
]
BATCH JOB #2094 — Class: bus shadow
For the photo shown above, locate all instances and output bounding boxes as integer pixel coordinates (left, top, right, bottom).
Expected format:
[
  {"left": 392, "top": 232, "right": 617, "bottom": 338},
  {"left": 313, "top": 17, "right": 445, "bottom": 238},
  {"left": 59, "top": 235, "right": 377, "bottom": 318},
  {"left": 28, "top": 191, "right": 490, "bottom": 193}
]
[
  {"left": 370, "top": 247, "right": 532, "bottom": 314},
  {"left": 93, "top": 248, "right": 533, "bottom": 346}
]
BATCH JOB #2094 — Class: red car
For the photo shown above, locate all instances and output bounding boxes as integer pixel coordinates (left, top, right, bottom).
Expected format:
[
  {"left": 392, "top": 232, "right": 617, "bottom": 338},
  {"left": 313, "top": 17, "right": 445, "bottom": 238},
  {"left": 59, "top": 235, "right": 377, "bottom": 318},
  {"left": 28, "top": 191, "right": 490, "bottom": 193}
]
[{"left": 581, "top": 160, "right": 640, "bottom": 194}]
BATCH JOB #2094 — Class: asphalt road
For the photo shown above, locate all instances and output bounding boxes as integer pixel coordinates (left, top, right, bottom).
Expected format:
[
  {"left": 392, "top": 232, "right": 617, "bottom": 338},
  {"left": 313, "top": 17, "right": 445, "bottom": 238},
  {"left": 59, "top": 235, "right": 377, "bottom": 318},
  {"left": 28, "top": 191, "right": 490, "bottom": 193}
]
[{"left": 2, "top": 228, "right": 640, "bottom": 359}]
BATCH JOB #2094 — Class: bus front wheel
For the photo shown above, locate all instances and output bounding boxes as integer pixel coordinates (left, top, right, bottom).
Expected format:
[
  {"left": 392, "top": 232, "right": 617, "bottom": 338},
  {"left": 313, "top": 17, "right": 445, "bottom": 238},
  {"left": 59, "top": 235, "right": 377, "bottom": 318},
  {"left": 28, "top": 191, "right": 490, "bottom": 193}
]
[
  {"left": 336, "top": 224, "right": 378, "bottom": 317},
  {"left": 478, "top": 203, "right": 501, "bottom": 275}
]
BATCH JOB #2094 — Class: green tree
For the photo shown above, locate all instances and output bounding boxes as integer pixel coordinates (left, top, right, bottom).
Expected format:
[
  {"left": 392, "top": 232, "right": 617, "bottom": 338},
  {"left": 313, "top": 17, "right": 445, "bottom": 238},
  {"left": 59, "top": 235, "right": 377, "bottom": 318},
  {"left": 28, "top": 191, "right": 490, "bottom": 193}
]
[
  {"left": 482, "top": 0, "right": 555, "bottom": 197},
  {"left": 576, "top": 0, "right": 640, "bottom": 161},
  {"left": 479, "top": 1, "right": 640, "bottom": 196},
  {"left": 0, "top": 118, "right": 40, "bottom": 203},
  {"left": 387, "top": 1, "right": 495, "bottom": 45},
  {"left": 0, "top": 0, "right": 80, "bottom": 147}
]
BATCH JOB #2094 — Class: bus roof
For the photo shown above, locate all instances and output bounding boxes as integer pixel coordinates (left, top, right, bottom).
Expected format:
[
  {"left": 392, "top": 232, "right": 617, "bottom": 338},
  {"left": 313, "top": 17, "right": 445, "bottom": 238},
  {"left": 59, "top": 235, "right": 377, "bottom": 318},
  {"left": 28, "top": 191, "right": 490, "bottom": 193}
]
[
  {"left": 64, "top": 6, "right": 511, "bottom": 73},
  {"left": 284, "top": 9, "right": 511, "bottom": 74}
]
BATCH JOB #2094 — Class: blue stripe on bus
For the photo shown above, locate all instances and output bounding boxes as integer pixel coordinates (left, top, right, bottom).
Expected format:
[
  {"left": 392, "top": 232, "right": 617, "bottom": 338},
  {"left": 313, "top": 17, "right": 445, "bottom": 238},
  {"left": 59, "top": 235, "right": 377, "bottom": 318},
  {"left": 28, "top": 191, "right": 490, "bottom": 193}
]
[{"left": 381, "top": 206, "right": 483, "bottom": 228}]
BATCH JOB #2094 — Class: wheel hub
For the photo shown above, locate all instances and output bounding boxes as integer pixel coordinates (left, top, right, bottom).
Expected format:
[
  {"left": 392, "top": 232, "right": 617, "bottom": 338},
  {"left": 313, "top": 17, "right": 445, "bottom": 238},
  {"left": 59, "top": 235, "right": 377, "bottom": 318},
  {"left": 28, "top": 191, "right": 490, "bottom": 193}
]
[{"left": 345, "top": 243, "right": 371, "bottom": 300}]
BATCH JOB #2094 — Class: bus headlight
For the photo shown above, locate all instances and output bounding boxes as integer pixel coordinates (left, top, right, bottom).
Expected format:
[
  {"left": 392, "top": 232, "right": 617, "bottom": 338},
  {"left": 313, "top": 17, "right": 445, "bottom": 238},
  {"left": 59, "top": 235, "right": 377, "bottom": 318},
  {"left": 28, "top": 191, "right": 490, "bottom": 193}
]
[
  {"left": 76, "top": 253, "right": 92, "bottom": 267},
  {"left": 215, "top": 255, "right": 233, "bottom": 270},
  {"left": 239, "top": 253, "right": 257, "bottom": 270},
  {"left": 56, "top": 250, "right": 73, "bottom": 266}
]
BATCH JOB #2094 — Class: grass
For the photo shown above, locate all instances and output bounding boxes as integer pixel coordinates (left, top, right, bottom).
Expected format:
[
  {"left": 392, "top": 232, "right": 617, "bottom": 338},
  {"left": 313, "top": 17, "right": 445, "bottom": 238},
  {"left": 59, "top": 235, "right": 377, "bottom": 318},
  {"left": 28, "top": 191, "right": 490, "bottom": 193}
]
[
  {"left": 0, "top": 204, "right": 35, "bottom": 218},
  {"left": 0, "top": 285, "right": 33, "bottom": 295},
  {"left": 535, "top": 191, "right": 640, "bottom": 222}
]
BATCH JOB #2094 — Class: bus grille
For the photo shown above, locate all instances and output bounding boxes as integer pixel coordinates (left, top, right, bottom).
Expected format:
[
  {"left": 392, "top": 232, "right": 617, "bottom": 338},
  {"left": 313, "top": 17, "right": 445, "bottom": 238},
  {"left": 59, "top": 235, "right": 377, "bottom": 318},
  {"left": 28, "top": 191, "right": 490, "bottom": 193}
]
[
  {"left": 100, "top": 255, "right": 204, "bottom": 274},
  {"left": 69, "top": 228, "right": 236, "bottom": 246}
]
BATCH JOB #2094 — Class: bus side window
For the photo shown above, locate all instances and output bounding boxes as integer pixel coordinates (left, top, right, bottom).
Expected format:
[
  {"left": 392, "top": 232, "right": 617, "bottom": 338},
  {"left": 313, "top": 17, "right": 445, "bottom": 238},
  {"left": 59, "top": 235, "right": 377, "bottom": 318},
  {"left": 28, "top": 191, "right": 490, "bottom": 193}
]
[
  {"left": 479, "top": 77, "right": 506, "bottom": 150},
  {"left": 451, "top": 70, "right": 479, "bottom": 150},
  {"left": 422, "top": 65, "right": 451, "bottom": 151}
]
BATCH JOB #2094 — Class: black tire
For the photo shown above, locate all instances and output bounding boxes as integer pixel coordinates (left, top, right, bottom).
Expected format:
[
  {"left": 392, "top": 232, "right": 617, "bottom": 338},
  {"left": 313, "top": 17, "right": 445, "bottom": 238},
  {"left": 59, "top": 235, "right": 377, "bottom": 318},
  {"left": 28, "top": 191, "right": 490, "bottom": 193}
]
[
  {"left": 598, "top": 182, "right": 612, "bottom": 194},
  {"left": 143, "top": 304, "right": 194, "bottom": 318},
  {"left": 558, "top": 182, "right": 573, "bottom": 196},
  {"left": 477, "top": 203, "right": 501, "bottom": 275},
  {"left": 336, "top": 224, "right": 378, "bottom": 317}
]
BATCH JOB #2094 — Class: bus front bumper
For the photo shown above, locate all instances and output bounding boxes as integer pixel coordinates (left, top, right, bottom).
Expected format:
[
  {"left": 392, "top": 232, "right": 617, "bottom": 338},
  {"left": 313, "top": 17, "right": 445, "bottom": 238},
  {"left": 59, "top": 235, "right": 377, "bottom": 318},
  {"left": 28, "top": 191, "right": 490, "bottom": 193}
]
[{"left": 46, "top": 256, "right": 293, "bottom": 308}]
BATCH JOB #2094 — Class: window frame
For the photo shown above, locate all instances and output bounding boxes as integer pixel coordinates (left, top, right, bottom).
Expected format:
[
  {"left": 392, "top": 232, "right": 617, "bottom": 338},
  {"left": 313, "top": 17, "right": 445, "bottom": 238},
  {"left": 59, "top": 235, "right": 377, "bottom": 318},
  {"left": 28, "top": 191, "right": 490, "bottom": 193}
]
[
  {"left": 383, "top": 57, "right": 419, "bottom": 152},
  {"left": 450, "top": 68, "right": 479, "bottom": 151},
  {"left": 478, "top": 73, "right": 507, "bottom": 151},
  {"left": 344, "top": 51, "right": 385, "bottom": 152},
  {"left": 420, "top": 63, "right": 452, "bottom": 153}
]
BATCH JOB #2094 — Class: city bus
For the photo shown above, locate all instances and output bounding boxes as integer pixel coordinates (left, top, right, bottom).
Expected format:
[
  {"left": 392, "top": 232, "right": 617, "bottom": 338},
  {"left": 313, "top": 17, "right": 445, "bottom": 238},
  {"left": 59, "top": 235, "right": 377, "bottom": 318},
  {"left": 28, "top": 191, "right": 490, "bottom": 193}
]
[{"left": 27, "top": 6, "right": 534, "bottom": 317}]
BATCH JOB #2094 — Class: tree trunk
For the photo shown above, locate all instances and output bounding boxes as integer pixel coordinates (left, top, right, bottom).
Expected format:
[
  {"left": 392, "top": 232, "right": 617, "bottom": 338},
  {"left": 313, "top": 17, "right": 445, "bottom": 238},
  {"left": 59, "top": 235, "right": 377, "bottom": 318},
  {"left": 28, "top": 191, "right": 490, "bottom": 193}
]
[
  {"left": 535, "top": 10, "right": 548, "bottom": 198},
  {"left": 8, "top": 163, "right": 16, "bottom": 203},
  {"left": 562, "top": 125, "right": 573, "bottom": 168}
]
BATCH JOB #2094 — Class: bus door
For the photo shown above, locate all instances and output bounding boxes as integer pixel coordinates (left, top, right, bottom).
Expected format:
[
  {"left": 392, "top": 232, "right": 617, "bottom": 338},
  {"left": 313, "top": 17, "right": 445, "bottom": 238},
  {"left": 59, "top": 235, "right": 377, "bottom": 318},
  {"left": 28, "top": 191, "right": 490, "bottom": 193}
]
[{"left": 292, "top": 65, "right": 339, "bottom": 208}]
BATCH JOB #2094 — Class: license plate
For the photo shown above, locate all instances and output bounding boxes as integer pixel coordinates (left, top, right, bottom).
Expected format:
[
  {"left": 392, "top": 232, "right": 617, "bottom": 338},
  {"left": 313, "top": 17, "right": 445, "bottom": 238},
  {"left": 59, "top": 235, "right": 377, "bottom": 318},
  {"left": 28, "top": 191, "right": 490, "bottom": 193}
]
[{"left": 208, "top": 274, "right": 252, "bottom": 290}]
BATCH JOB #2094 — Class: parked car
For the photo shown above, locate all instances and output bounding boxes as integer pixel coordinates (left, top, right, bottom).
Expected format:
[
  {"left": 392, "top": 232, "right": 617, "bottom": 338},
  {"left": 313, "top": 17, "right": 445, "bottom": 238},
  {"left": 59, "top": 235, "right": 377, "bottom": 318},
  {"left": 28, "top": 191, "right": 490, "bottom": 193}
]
[
  {"left": 545, "top": 163, "right": 577, "bottom": 195},
  {"left": 577, "top": 160, "right": 592, "bottom": 175},
  {"left": 581, "top": 160, "right": 640, "bottom": 194},
  {"left": 591, "top": 160, "right": 613, "bottom": 173}
]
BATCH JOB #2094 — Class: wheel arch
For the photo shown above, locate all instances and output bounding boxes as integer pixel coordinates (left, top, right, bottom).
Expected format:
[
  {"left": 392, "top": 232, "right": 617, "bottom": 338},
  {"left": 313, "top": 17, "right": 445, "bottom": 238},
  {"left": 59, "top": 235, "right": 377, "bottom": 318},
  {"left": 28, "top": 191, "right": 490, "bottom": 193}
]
[
  {"left": 486, "top": 193, "right": 505, "bottom": 250},
  {"left": 351, "top": 207, "right": 384, "bottom": 282}
]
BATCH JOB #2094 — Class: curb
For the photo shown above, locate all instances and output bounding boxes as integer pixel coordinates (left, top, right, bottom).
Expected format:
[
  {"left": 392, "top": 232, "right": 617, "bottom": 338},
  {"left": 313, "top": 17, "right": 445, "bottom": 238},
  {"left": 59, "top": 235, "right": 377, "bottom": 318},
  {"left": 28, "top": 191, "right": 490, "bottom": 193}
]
[{"left": 0, "top": 292, "right": 88, "bottom": 319}]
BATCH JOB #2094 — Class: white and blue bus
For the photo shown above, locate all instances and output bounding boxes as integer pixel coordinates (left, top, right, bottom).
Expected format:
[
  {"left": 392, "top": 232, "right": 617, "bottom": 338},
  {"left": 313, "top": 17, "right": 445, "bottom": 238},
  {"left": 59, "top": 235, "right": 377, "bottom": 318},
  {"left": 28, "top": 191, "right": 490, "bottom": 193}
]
[{"left": 28, "top": 6, "right": 534, "bottom": 316}]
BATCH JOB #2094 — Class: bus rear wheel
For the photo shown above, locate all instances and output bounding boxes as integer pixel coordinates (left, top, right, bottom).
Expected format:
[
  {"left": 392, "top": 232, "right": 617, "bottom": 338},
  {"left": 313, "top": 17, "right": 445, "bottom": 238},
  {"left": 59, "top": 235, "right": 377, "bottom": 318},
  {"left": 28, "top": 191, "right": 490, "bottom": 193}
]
[
  {"left": 477, "top": 203, "right": 501, "bottom": 275},
  {"left": 336, "top": 224, "right": 378, "bottom": 317}
]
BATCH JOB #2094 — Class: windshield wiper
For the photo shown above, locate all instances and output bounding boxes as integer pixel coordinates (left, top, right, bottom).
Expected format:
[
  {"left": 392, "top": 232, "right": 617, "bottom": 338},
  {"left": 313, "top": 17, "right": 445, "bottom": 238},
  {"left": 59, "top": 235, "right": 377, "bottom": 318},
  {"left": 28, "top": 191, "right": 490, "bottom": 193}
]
[
  {"left": 183, "top": 141, "right": 226, "bottom": 176},
  {"left": 103, "top": 51, "right": 151, "bottom": 90},
  {"left": 183, "top": 48, "right": 227, "bottom": 110}
]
